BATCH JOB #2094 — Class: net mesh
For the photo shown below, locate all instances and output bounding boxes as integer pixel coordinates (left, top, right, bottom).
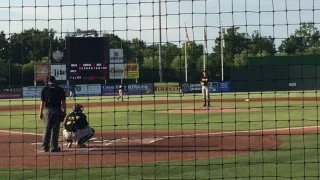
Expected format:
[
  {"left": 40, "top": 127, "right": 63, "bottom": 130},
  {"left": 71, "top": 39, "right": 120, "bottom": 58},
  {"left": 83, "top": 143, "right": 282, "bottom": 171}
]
[{"left": 0, "top": 0, "right": 319, "bottom": 179}]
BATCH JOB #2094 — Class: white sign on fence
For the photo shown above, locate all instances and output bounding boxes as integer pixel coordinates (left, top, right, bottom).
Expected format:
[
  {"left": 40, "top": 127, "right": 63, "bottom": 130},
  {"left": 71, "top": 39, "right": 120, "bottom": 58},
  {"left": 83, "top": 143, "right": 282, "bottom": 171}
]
[
  {"left": 51, "top": 64, "right": 67, "bottom": 80},
  {"left": 75, "top": 84, "right": 101, "bottom": 96},
  {"left": 23, "top": 86, "right": 44, "bottom": 98},
  {"left": 109, "top": 64, "right": 124, "bottom": 79},
  {"left": 109, "top": 49, "right": 124, "bottom": 63}
]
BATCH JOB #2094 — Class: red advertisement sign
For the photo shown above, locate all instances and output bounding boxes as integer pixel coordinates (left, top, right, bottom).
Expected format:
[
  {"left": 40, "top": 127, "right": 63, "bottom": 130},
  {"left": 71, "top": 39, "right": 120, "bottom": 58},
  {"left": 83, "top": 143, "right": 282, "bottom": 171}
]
[
  {"left": 0, "top": 92, "right": 22, "bottom": 99},
  {"left": 34, "top": 65, "right": 50, "bottom": 81}
]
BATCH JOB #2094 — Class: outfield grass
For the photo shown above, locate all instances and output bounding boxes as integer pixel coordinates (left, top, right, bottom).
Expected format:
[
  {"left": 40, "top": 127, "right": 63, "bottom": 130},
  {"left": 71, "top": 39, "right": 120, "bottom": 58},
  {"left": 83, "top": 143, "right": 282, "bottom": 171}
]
[
  {"left": 0, "top": 100, "right": 319, "bottom": 132},
  {"left": 1, "top": 134, "right": 319, "bottom": 180},
  {"left": 0, "top": 90, "right": 319, "bottom": 106}
]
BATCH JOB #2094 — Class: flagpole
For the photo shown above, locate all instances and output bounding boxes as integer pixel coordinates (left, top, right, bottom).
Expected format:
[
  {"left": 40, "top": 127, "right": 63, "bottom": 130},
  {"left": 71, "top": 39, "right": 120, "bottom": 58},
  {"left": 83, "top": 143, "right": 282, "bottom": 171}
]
[
  {"left": 203, "top": 22, "right": 206, "bottom": 71},
  {"left": 220, "top": 22, "right": 224, "bottom": 82},
  {"left": 185, "top": 22, "right": 188, "bottom": 83}
]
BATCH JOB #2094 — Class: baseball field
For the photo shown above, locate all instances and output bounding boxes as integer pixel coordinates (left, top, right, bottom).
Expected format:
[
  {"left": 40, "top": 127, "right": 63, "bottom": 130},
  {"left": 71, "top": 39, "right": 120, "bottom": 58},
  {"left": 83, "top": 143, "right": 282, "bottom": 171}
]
[{"left": 0, "top": 91, "right": 319, "bottom": 179}]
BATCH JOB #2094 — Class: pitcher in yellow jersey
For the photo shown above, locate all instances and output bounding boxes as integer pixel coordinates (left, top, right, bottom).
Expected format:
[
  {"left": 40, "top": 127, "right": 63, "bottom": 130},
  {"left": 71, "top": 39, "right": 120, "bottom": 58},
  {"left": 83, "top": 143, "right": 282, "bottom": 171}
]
[{"left": 200, "top": 71, "right": 210, "bottom": 107}]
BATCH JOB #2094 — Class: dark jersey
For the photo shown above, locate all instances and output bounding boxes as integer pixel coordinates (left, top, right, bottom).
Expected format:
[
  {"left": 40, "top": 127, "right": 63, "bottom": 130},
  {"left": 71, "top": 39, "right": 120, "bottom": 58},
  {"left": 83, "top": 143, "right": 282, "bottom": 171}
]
[
  {"left": 64, "top": 112, "right": 89, "bottom": 132},
  {"left": 41, "top": 85, "right": 66, "bottom": 108},
  {"left": 119, "top": 84, "right": 124, "bottom": 90},
  {"left": 201, "top": 76, "right": 210, "bottom": 86}
]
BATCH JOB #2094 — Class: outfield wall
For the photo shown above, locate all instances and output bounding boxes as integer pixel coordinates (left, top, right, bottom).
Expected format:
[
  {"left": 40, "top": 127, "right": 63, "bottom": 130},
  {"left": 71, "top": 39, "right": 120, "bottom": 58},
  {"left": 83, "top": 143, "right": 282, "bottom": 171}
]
[{"left": 231, "top": 55, "right": 320, "bottom": 92}]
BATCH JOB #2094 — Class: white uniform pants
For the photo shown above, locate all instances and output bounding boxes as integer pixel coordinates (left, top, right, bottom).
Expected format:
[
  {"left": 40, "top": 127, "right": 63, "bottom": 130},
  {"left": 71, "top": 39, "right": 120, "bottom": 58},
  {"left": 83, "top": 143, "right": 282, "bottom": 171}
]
[
  {"left": 202, "top": 86, "right": 210, "bottom": 99},
  {"left": 63, "top": 127, "right": 94, "bottom": 141}
]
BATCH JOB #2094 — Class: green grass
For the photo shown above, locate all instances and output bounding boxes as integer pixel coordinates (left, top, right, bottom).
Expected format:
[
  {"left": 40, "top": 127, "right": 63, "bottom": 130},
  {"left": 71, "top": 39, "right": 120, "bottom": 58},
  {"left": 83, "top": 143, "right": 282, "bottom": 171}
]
[
  {"left": 0, "top": 100, "right": 319, "bottom": 132},
  {"left": 0, "top": 90, "right": 319, "bottom": 106},
  {"left": 1, "top": 134, "right": 319, "bottom": 179}
]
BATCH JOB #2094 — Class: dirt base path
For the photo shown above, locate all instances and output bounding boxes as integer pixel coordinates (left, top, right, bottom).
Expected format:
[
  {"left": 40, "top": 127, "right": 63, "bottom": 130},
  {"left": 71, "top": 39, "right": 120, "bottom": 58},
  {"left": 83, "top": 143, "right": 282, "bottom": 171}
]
[
  {"left": 0, "top": 96, "right": 319, "bottom": 111},
  {"left": 0, "top": 126, "right": 318, "bottom": 168}
]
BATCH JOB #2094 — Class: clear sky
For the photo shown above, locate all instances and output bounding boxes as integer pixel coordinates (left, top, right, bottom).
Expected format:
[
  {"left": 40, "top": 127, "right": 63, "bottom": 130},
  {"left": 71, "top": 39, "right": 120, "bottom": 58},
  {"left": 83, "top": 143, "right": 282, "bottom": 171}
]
[{"left": 0, "top": 0, "right": 319, "bottom": 53}]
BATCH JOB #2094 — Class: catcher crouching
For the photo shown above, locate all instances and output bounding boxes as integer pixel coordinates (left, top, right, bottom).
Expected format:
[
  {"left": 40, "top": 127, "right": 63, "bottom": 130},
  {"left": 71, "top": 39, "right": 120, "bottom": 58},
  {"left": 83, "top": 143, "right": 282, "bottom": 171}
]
[{"left": 62, "top": 104, "right": 95, "bottom": 148}]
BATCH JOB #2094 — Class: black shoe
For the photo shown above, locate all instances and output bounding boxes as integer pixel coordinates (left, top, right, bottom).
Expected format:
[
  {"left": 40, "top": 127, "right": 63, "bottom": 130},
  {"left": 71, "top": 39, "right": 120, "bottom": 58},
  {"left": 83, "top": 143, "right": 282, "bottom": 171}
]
[
  {"left": 51, "top": 147, "right": 62, "bottom": 152},
  {"left": 41, "top": 147, "right": 49, "bottom": 152},
  {"left": 203, "top": 104, "right": 206, "bottom": 107},
  {"left": 207, "top": 104, "right": 210, "bottom": 107}
]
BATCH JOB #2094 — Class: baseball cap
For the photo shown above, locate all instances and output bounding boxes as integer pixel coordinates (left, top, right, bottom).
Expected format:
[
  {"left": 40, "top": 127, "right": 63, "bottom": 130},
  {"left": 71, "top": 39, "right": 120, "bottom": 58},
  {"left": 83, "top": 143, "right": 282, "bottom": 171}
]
[{"left": 48, "top": 76, "right": 56, "bottom": 82}]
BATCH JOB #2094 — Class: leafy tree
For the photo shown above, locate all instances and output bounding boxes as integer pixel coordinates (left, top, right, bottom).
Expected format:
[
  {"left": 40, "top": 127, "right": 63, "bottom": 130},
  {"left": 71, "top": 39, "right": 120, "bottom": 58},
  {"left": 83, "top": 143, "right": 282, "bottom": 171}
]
[
  {"left": 0, "top": 31, "right": 9, "bottom": 62},
  {"left": 278, "top": 22, "right": 320, "bottom": 54},
  {"left": 248, "top": 30, "right": 275, "bottom": 55},
  {"left": 213, "top": 26, "right": 250, "bottom": 68},
  {"left": 8, "top": 28, "right": 61, "bottom": 64}
]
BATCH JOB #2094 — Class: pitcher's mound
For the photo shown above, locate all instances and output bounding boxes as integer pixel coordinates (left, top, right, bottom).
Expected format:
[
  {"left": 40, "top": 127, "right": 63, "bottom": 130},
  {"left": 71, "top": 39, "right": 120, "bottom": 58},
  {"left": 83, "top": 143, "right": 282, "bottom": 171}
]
[{"left": 160, "top": 106, "right": 261, "bottom": 114}]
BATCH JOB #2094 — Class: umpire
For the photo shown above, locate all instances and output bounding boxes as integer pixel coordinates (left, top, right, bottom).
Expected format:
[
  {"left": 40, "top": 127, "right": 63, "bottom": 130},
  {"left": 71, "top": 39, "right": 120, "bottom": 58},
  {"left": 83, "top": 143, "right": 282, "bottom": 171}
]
[{"left": 39, "top": 76, "right": 66, "bottom": 152}]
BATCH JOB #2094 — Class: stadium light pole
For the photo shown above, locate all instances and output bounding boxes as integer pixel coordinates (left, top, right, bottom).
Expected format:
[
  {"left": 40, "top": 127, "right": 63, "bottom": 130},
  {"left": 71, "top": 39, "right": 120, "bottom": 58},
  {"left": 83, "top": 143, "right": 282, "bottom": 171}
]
[{"left": 158, "top": 0, "right": 163, "bottom": 82}]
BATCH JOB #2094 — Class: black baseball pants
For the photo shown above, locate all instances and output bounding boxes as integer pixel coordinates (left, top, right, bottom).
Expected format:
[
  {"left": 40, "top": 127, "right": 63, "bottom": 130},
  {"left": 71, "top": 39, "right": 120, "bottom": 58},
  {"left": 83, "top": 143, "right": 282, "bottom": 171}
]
[{"left": 41, "top": 107, "right": 61, "bottom": 150}]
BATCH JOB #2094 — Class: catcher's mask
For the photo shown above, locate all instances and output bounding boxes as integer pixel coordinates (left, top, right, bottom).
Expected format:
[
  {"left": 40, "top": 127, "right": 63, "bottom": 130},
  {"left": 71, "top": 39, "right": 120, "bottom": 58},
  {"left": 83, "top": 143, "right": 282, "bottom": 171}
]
[{"left": 73, "top": 104, "right": 84, "bottom": 114}]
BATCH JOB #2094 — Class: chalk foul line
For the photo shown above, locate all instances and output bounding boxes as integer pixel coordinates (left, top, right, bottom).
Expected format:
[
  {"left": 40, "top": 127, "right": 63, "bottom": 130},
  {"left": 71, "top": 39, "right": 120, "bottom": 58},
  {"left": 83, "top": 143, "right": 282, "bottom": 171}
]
[{"left": 1, "top": 125, "right": 319, "bottom": 149}]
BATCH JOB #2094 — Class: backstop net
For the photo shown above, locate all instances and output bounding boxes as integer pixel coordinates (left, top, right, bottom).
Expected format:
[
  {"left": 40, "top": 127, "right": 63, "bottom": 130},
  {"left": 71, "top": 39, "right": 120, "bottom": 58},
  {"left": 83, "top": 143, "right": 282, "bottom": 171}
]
[{"left": 0, "top": 0, "right": 319, "bottom": 179}]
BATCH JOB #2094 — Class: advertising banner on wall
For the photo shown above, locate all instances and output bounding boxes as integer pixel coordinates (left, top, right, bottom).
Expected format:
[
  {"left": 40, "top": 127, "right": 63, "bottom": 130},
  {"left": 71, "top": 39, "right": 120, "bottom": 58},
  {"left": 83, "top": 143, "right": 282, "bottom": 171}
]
[
  {"left": 127, "top": 83, "right": 154, "bottom": 95},
  {"left": 101, "top": 83, "right": 153, "bottom": 96},
  {"left": 218, "top": 81, "right": 231, "bottom": 92},
  {"left": 23, "top": 86, "right": 44, "bottom": 98},
  {"left": 34, "top": 65, "right": 50, "bottom": 81},
  {"left": 50, "top": 64, "right": 67, "bottom": 80},
  {"left": 0, "top": 92, "right": 22, "bottom": 99},
  {"left": 0, "top": 88, "right": 23, "bottom": 99},
  {"left": 124, "top": 63, "right": 139, "bottom": 79},
  {"left": 74, "top": 84, "right": 101, "bottom": 96},
  {"left": 101, "top": 84, "right": 128, "bottom": 96},
  {"left": 209, "top": 82, "right": 219, "bottom": 92},
  {"left": 180, "top": 81, "right": 232, "bottom": 93},
  {"left": 109, "top": 64, "right": 124, "bottom": 79},
  {"left": 109, "top": 49, "right": 124, "bottom": 63}
]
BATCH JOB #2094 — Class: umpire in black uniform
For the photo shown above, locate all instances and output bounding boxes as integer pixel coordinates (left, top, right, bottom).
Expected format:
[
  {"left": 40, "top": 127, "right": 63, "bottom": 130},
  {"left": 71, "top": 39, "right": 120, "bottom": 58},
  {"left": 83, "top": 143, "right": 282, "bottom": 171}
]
[{"left": 39, "top": 76, "right": 67, "bottom": 152}]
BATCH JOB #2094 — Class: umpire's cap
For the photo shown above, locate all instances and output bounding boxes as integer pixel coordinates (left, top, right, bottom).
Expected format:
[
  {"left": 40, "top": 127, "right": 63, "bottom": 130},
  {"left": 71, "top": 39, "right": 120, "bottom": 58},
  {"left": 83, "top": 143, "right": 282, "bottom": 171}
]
[{"left": 48, "top": 76, "right": 56, "bottom": 83}]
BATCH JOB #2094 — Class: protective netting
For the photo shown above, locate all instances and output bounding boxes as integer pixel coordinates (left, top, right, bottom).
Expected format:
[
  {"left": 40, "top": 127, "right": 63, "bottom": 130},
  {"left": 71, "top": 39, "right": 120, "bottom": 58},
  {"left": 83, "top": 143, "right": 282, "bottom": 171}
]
[{"left": 0, "top": 0, "right": 319, "bottom": 179}]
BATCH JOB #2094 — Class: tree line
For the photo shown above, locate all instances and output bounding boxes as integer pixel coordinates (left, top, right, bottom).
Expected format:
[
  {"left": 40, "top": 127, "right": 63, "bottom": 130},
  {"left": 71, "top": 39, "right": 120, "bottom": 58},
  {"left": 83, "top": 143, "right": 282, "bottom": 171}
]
[{"left": 0, "top": 22, "right": 319, "bottom": 87}]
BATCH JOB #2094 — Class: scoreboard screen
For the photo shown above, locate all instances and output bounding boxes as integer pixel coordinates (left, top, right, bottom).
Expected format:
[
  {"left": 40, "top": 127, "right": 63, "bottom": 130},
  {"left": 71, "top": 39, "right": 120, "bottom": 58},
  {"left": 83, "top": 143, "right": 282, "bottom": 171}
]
[
  {"left": 66, "top": 37, "right": 109, "bottom": 80},
  {"left": 69, "top": 63, "right": 107, "bottom": 80}
]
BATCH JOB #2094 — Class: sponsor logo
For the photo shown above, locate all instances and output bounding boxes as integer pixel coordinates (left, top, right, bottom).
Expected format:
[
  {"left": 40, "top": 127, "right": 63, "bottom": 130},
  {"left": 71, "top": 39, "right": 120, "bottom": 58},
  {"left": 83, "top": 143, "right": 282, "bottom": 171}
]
[
  {"left": 110, "top": 66, "right": 124, "bottom": 76},
  {"left": 52, "top": 50, "right": 64, "bottom": 62},
  {"left": 125, "top": 64, "right": 138, "bottom": 71},
  {"left": 289, "top": 82, "right": 297, "bottom": 87},
  {"left": 182, "top": 83, "right": 190, "bottom": 92}
]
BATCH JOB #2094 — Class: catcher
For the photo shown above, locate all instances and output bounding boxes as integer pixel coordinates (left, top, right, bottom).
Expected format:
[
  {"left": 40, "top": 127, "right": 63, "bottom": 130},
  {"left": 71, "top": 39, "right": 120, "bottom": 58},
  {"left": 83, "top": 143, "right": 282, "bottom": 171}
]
[{"left": 62, "top": 104, "right": 95, "bottom": 148}]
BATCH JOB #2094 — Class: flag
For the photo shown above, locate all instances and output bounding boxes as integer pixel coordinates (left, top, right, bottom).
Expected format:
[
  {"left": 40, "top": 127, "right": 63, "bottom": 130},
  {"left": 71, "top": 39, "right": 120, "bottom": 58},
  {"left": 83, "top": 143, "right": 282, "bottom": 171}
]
[
  {"left": 185, "top": 23, "right": 190, "bottom": 47},
  {"left": 203, "top": 24, "right": 207, "bottom": 50}
]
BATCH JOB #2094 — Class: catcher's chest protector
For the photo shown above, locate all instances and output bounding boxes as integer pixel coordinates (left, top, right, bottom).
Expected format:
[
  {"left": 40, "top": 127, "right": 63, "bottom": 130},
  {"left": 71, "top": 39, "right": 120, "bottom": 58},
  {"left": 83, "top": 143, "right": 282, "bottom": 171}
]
[{"left": 65, "top": 114, "right": 80, "bottom": 132}]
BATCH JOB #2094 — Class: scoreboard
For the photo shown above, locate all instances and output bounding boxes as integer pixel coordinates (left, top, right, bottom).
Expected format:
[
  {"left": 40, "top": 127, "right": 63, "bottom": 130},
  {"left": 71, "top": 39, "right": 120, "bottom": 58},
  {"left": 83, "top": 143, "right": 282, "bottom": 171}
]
[
  {"left": 69, "top": 63, "right": 107, "bottom": 80},
  {"left": 66, "top": 37, "right": 109, "bottom": 80}
]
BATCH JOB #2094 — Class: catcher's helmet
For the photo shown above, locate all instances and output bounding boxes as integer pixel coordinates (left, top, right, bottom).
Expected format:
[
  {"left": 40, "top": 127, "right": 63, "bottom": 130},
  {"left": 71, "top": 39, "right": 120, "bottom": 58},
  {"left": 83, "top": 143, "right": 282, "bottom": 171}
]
[{"left": 73, "top": 104, "right": 84, "bottom": 114}]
